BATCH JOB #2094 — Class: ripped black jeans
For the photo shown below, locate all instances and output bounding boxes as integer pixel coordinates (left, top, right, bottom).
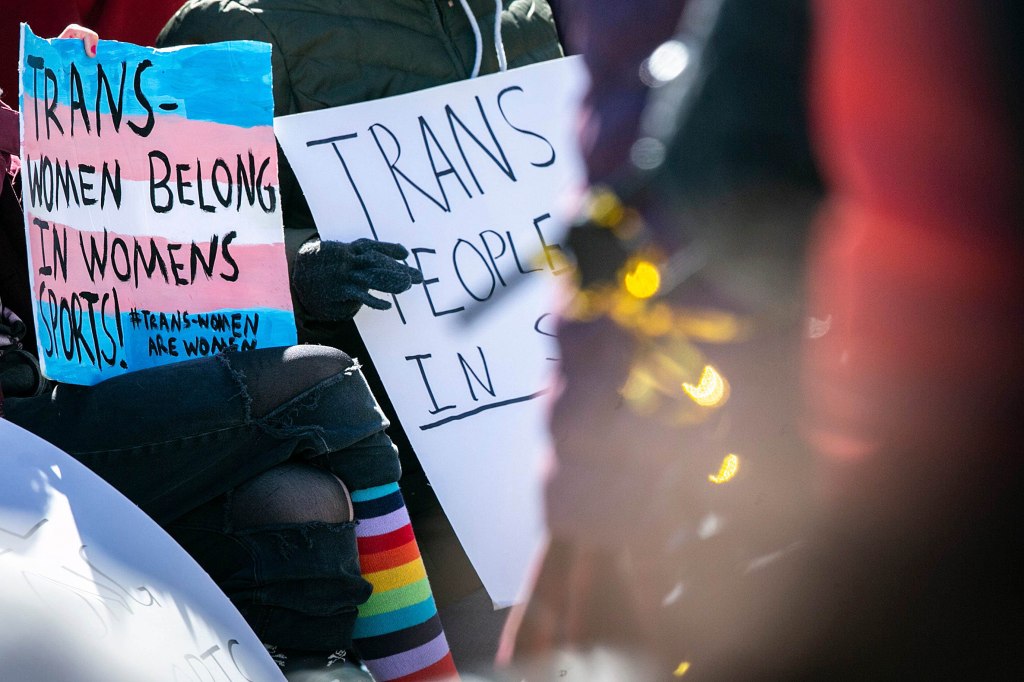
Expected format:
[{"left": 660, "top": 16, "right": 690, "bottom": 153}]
[{"left": 3, "top": 345, "right": 400, "bottom": 651}]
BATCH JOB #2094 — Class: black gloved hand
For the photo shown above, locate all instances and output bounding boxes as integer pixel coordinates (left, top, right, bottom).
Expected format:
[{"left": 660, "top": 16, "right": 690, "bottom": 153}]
[
  {"left": 292, "top": 238, "right": 424, "bottom": 321},
  {"left": 1, "top": 303, "right": 47, "bottom": 398},
  {"left": 1, "top": 304, "right": 27, "bottom": 351}
]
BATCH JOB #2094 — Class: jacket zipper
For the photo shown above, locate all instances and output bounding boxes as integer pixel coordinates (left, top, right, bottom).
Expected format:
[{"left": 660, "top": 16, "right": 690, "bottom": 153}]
[{"left": 430, "top": 0, "right": 471, "bottom": 80}]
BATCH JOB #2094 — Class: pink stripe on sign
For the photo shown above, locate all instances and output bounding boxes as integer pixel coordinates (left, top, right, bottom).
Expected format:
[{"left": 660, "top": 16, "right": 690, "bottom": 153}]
[
  {"left": 20, "top": 102, "right": 279, "bottom": 185},
  {"left": 27, "top": 217, "right": 294, "bottom": 312}
]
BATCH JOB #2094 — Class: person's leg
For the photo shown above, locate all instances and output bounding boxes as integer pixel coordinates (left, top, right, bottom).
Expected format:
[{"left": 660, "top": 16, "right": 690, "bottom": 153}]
[
  {"left": 348, "top": 481, "right": 458, "bottom": 682},
  {"left": 6, "top": 344, "right": 454, "bottom": 677},
  {"left": 161, "top": 377, "right": 455, "bottom": 680},
  {"left": 168, "top": 463, "right": 374, "bottom": 680},
  {"left": 3, "top": 345, "right": 388, "bottom": 524},
  {"left": 214, "top": 346, "right": 457, "bottom": 680}
]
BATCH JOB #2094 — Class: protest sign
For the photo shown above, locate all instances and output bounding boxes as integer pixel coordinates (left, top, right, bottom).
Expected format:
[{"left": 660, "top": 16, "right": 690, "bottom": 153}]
[
  {"left": 0, "top": 419, "right": 283, "bottom": 681},
  {"left": 18, "top": 25, "right": 296, "bottom": 386},
  {"left": 275, "top": 57, "right": 587, "bottom": 606}
]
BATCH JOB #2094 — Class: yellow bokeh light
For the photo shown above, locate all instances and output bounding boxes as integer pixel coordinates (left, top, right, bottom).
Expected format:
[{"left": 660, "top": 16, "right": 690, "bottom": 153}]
[
  {"left": 636, "top": 303, "right": 674, "bottom": 337},
  {"left": 708, "top": 454, "right": 740, "bottom": 484},
  {"left": 610, "top": 290, "right": 646, "bottom": 327},
  {"left": 669, "top": 308, "right": 748, "bottom": 343},
  {"left": 589, "top": 188, "right": 625, "bottom": 227},
  {"left": 673, "top": 661, "right": 692, "bottom": 677},
  {"left": 623, "top": 260, "right": 661, "bottom": 299},
  {"left": 681, "top": 364, "right": 728, "bottom": 407}
]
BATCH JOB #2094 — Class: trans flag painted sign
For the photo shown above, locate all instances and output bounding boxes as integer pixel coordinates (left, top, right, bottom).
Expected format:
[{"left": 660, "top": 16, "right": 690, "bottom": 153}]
[{"left": 19, "top": 25, "right": 296, "bottom": 385}]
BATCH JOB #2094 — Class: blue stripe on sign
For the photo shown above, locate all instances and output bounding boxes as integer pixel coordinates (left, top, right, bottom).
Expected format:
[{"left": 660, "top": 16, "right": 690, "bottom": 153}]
[
  {"left": 34, "top": 306, "right": 297, "bottom": 386},
  {"left": 20, "top": 25, "right": 273, "bottom": 129}
]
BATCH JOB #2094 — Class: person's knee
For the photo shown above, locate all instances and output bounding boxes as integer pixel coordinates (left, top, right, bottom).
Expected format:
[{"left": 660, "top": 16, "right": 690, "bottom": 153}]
[
  {"left": 245, "top": 345, "right": 357, "bottom": 417},
  {"left": 279, "top": 345, "right": 355, "bottom": 384},
  {"left": 231, "top": 463, "right": 353, "bottom": 529}
]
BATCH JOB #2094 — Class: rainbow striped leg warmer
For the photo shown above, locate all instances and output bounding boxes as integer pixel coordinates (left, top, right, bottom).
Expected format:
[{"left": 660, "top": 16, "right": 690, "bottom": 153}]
[{"left": 351, "top": 483, "right": 459, "bottom": 681}]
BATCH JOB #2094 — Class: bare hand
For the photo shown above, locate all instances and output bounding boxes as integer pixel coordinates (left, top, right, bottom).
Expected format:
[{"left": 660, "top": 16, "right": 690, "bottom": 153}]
[{"left": 57, "top": 24, "right": 99, "bottom": 57}]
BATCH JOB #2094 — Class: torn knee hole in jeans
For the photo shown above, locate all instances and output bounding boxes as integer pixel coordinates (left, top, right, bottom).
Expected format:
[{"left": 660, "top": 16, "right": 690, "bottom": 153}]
[
  {"left": 268, "top": 521, "right": 358, "bottom": 559},
  {"left": 218, "top": 349, "right": 357, "bottom": 430},
  {"left": 217, "top": 351, "right": 255, "bottom": 421},
  {"left": 255, "top": 373, "right": 359, "bottom": 446},
  {"left": 218, "top": 351, "right": 379, "bottom": 453}
]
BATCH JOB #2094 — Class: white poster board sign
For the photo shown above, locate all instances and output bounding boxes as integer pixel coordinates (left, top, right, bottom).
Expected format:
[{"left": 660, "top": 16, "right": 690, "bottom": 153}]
[
  {"left": 0, "top": 419, "right": 283, "bottom": 681},
  {"left": 275, "top": 57, "right": 586, "bottom": 606}
]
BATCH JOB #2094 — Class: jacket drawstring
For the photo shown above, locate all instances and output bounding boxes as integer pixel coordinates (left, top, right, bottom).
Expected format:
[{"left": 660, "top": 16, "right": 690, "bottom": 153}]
[
  {"left": 493, "top": 0, "right": 508, "bottom": 72},
  {"left": 458, "top": 0, "right": 508, "bottom": 78}
]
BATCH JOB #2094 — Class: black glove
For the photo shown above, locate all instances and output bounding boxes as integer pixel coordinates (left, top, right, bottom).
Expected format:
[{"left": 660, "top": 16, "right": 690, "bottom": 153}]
[
  {"left": 1, "top": 303, "right": 47, "bottom": 398},
  {"left": 292, "top": 238, "right": 424, "bottom": 321},
  {"left": 1, "top": 303, "right": 27, "bottom": 351}
]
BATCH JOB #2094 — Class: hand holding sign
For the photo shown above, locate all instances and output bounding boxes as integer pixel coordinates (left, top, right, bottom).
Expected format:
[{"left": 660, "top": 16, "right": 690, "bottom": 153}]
[
  {"left": 55, "top": 24, "right": 99, "bottom": 57},
  {"left": 292, "top": 237, "right": 424, "bottom": 318}
]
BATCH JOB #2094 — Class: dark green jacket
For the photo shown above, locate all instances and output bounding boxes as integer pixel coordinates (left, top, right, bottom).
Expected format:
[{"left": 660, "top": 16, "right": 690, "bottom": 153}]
[{"left": 157, "top": 0, "right": 561, "bottom": 246}]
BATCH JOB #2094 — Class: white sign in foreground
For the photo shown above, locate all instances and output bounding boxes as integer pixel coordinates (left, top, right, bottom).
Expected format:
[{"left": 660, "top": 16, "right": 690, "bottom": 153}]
[
  {"left": 0, "top": 420, "right": 283, "bottom": 681},
  {"left": 275, "top": 57, "right": 587, "bottom": 606}
]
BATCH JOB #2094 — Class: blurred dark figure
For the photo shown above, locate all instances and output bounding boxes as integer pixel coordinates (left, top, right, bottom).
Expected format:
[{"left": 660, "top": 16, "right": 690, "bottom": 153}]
[
  {"left": 505, "top": 0, "right": 1024, "bottom": 679},
  {"left": 796, "top": 2, "right": 1024, "bottom": 675}
]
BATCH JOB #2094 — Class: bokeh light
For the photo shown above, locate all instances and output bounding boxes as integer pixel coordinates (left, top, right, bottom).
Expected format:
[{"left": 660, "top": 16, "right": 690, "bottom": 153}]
[
  {"left": 708, "top": 454, "right": 740, "bottom": 484},
  {"left": 681, "top": 364, "right": 728, "bottom": 407},
  {"left": 624, "top": 260, "right": 662, "bottom": 299}
]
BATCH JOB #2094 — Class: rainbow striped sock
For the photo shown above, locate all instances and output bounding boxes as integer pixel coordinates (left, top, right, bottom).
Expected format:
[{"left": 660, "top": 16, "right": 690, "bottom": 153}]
[{"left": 351, "top": 483, "right": 458, "bottom": 681}]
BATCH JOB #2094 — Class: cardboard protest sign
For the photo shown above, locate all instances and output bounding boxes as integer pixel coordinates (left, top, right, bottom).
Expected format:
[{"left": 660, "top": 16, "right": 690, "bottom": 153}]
[
  {"left": 275, "top": 57, "right": 587, "bottom": 606},
  {"left": 0, "top": 419, "right": 284, "bottom": 681},
  {"left": 18, "top": 25, "right": 296, "bottom": 386}
]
